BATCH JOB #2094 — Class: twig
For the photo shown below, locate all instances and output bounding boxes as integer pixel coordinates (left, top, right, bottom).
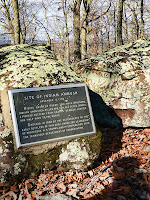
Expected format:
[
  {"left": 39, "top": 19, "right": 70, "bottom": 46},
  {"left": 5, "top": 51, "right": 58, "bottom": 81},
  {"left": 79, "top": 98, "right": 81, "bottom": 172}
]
[{"left": 85, "top": 146, "right": 150, "bottom": 190}]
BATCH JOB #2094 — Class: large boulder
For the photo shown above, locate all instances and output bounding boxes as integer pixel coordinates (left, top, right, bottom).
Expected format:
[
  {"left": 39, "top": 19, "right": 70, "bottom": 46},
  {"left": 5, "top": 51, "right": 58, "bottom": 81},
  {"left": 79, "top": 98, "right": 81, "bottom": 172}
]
[
  {"left": 0, "top": 43, "right": 81, "bottom": 89},
  {"left": 0, "top": 44, "right": 102, "bottom": 184},
  {"left": 75, "top": 39, "right": 150, "bottom": 127}
]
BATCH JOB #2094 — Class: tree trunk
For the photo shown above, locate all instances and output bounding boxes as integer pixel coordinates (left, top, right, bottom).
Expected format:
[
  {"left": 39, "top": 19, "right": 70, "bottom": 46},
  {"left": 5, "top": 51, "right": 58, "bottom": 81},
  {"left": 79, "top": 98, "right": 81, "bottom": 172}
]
[
  {"left": 124, "top": 7, "right": 129, "bottom": 42},
  {"left": 117, "top": 0, "right": 124, "bottom": 45},
  {"left": 131, "top": 3, "right": 139, "bottom": 40},
  {"left": 113, "top": 4, "right": 117, "bottom": 44},
  {"left": 140, "top": 0, "right": 144, "bottom": 39},
  {"left": 62, "top": 0, "right": 70, "bottom": 64},
  {"left": 73, "top": 0, "right": 82, "bottom": 63},
  {"left": 81, "top": 0, "right": 87, "bottom": 60},
  {"left": 100, "top": 25, "right": 104, "bottom": 53},
  {"left": 126, "top": 2, "right": 139, "bottom": 40},
  {"left": 11, "top": 0, "right": 21, "bottom": 44},
  {"left": 42, "top": 1, "right": 51, "bottom": 46}
]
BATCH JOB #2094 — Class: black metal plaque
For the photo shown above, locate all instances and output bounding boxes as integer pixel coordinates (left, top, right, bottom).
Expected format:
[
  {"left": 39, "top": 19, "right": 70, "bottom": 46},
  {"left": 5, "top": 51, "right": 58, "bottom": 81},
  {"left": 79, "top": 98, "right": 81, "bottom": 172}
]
[{"left": 8, "top": 83, "right": 96, "bottom": 148}]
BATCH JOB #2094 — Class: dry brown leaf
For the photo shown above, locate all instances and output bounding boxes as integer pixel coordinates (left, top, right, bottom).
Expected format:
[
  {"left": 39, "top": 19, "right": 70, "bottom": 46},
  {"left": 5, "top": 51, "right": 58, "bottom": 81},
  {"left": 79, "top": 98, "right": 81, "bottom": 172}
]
[
  {"left": 94, "top": 182, "right": 105, "bottom": 192},
  {"left": 10, "top": 185, "right": 19, "bottom": 193},
  {"left": 68, "top": 183, "right": 78, "bottom": 189},
  {"left": 120, "top": 186, "right": 132, "bottom": 194},
  {"left": 56, "top": 182, "right": 66, "bottom": 193},
  {"left": 31, "top": 189, "right": 43, "bottom": 198},
  {"left": 74, "top": 172, "right": 85, "bottom": 182},
  {"left": 113, "top": 171, "right": 125, "bottom": 179},
  {"left": 143, "top": 128, "right": 150, "bottom": 133},
  {"left": 66, "top": 189, "right": 79, "bottom": 199},
  {"left": 0, "top": 191, "right": 17, "bottom": 200},
  {"left": 79, "top": 186, "right": 93, "bottom": 196},
  {"left": 143, "top": 173, "right": 150, "bottom": 185},
  {"left": 106, "top": 177, "right": 114, "bottom": 184},
  {"left": 82, "top": 192, "right": 95, "bottom": 199},
  {"left": 119, "top": 149, "right": 127, "bottom": 156}
]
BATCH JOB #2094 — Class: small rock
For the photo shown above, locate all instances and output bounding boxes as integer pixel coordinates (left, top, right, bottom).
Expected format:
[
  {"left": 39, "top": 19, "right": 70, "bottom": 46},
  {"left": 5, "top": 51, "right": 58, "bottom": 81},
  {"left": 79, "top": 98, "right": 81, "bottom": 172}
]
[
  {"left": 116, "top": 167, "right": 125, "bottom": 172},
  {"left": 36, "top": 194, "right": 78, "bottom": 200},
  {"left": 134, "top": 189, "right": 147, "bottom": 199},
  {"left": 134, "top": 168, "right": 148, "bottom": 174},
  {"left": 117, "top": 194, "right": 127, "bottom": 200}
]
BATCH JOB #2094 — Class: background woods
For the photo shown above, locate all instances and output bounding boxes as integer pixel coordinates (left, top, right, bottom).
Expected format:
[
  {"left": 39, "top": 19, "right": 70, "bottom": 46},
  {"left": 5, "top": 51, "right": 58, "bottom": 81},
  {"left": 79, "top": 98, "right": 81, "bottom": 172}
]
[{"left": 0, "top": 0, "right": 150, "bottom": 61}]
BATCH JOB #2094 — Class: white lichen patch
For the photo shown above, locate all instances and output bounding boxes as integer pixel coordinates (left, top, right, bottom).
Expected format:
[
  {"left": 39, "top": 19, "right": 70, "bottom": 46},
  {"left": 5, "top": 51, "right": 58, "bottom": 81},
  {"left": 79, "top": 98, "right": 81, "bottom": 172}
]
[
  {"left": 0, "top": 146, "right": 3, "bottom": 154},
  {"left": 0, "top": 175, "right": 5, "bottom": 183},
  {"left": 17, "top": 154, "right": 26, "bottom": 163},
  {"left": 0, "top": 113, "right": 3, "bottom": 125},
  {"left": 13, "top": 163, "right": 21, "bottom": 175},
  {"left": 0, "top": 44, "right": 82, "bottom": 90},
  {"left": 0, "top": 128, "right": 10, "bottom": 138},
  {"left": 12, "top": 154, "right": 26, "bottom": 176},
  {"left": 59, "top": 140, "right": 89, "bottom": 169}
]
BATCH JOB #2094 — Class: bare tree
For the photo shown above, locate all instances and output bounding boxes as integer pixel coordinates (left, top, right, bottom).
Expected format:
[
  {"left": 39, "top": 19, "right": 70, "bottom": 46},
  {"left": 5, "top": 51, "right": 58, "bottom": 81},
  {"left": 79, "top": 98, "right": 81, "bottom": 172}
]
[
  {"left": 62, "top": 0, "right": 70, "bottom": 63},
  {"left": 117, "top": 0, "right": 124, "bottom": 45},
  {"left": 81, "top": 0, "right": 89, "bottom": 60},
  {"left": 73, "top": 0, "right": 82, "bottom": 62},
  {"left": 140, "top": 0, "right": 144, "bottom": 38},
  {"left": 123, "top": 5, "right": 129, "bottom": 43},
  {"left": 41, "top": 0, "right": 51, "bottom": 46},
  {"left": 11, "top": 0, "right": 21, "bottom": 44},
  {"left": 128, "top": 1, "right": 139, "bottom": 40}
]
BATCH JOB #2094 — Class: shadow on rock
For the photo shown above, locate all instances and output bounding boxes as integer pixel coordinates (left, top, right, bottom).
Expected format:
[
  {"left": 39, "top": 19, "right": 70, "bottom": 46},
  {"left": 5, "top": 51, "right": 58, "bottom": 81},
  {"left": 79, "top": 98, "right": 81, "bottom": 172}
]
[
  {"left": 88, "top": 89, "right": 124, "bottom": 168},
  {"left": 88, "top": 89, "right": 123, "bottom": 129}
]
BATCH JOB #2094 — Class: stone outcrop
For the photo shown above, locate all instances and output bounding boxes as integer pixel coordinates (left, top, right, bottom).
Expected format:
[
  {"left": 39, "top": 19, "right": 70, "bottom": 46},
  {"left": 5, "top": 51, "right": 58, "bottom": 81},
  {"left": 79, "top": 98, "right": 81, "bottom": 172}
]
[
  {"left": 0, "top": 44, "right": 102, "bottom": 184},
  {"left": 1, "top": 39, "right": 149, "bottom": 184},
  {"left": 75, "top": 39, "right": 150, "bottom": 127},
  {"left": 0, "top": 43, "right": 81, "bottom": 90}
]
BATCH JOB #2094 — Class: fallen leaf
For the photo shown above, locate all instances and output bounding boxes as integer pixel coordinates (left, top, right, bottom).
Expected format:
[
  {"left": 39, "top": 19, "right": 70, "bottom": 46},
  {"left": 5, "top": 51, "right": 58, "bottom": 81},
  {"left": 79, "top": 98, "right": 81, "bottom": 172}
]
[
  {"left": 10, "top": 185, "right": 19, "bottom": 193},
  {"left": 121, "top": 186, "right": 132, "bottom": 194},
  {"left": 79, "top": 186, "right": 93, "bottom": 196},
  {"left": 0, "top": 191, "right": 17, "bottom": 200},
  {"left": 56, "top": 182, "right": 66, "bottom": 193},
  {"left": 113, "top": 171, "right": 125, "bottom": 179}
]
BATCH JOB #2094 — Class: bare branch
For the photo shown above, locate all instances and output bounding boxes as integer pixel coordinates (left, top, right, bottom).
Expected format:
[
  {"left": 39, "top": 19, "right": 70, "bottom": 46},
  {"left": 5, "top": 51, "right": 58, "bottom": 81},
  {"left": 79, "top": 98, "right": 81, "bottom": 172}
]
[{"left": 88, "top": 1, "right": 111, "bottom": 23}]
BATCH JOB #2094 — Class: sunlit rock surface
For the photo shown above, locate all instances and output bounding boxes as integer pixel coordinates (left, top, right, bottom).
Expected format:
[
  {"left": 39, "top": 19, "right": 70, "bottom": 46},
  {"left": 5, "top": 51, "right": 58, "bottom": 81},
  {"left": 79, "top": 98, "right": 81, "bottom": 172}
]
[
  {"left": 75, "top": 39, "right": 150, "bottom": 127},
  {"left": 0, "top": 43, "right": 81, "bottom": 90}
]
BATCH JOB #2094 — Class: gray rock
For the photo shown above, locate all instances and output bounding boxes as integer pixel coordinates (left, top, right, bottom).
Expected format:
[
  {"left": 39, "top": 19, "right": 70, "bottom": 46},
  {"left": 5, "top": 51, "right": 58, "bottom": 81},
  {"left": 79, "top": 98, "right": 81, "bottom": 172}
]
[
  {"left": 36, "top": 194, "right": 78, "bottom": 200},
  {"left": 0, "top": 44, "right": 102, "bottom": 184},
  {"left": 134, "top": 189, "right": 148, "bottom": 199},
  {"left": 75, "top": 39, "right": 150, "bottom": 127},
  {"left": 117, "top": 194, "right": 127, "bottom": 200}
]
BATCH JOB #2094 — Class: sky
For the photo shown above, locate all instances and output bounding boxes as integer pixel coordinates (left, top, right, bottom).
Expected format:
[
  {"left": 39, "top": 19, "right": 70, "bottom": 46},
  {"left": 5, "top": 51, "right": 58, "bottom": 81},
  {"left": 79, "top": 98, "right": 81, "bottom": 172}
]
[{"left": 0, "top": 0, "right": 150, "bottom": 44}]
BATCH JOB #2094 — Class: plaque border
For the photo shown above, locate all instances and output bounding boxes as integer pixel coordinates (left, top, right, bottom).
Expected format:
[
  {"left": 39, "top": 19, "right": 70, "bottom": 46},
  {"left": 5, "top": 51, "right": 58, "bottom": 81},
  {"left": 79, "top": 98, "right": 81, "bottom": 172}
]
[{"left": 8, "top": 83, "right": 96, "bottom": 148}]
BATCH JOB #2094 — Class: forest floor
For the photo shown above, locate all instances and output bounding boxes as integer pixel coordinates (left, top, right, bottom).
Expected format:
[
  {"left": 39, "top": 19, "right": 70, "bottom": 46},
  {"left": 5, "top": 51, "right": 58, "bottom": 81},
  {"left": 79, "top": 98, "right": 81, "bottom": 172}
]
[{"left": 0, "top": 127, "right": 150, "bottom": 200}]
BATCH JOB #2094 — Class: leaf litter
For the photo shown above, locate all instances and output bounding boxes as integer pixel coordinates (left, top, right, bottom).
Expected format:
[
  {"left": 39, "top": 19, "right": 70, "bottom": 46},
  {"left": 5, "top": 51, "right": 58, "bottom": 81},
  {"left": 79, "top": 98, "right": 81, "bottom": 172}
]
[{"left": 0, "top": 128, "right": 149, "bottom": 200}]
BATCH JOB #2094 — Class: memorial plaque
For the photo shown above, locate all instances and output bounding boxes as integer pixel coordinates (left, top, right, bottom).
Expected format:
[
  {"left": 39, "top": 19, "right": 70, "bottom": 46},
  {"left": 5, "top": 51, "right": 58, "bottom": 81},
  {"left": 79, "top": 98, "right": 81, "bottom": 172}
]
[{"left": 8, "top": 83, "right": 96, "bottom": 148}]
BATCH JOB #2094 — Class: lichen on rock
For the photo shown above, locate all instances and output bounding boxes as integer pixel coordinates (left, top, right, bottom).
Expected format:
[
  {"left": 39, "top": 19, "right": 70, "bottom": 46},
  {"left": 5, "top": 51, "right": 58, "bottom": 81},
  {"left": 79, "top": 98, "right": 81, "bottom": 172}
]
[
  {"left": 75, "top": 39, "right": 150, "bottom": 127},
  {"left": 58, "top": 127, "right": 102, "bottom": 171},
  {"left": 0, "top": 43, "right": 103, "bottom": 184},
  {"left": 0, "top": 128, "right": 10, "bottom": 138},
  {"left": 0, "top": 43, "right": 82, "bottom": 90}
]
